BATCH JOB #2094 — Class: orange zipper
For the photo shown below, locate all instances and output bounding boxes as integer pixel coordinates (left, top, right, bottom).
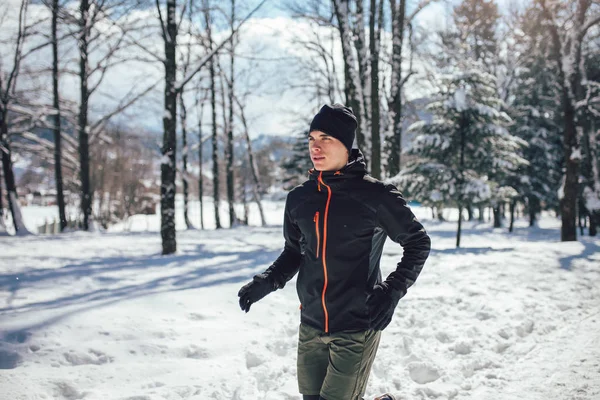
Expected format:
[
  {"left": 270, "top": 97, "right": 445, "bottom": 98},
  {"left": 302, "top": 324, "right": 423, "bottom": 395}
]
[
  {"left": 313, "top": 211, "right": 320, "bottom": 258},
  {"left": 318, "top": 171, "right": 332, "bottom": 333}
]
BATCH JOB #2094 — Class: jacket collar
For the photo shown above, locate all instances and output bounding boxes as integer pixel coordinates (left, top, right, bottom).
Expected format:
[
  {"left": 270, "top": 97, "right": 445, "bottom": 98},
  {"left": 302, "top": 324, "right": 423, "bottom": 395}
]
[{"left": 308, "top": 149, "right": 368, "bottom": 187}]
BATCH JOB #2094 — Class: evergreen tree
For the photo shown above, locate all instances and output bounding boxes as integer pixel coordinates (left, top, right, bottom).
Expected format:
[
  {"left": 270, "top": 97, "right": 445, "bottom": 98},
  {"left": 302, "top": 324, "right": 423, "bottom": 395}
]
[
  {"left": 398, "top": 63, "right": 526, "bottom": 247},
  {"left": 281, "top": 130, "right": 312, "bottom": 190},
  {"left": 452, "top": 0, "right": 500, "bottom": 74},
  {"left": 508, "top": 5, "right": 564, "bottom": 227}
]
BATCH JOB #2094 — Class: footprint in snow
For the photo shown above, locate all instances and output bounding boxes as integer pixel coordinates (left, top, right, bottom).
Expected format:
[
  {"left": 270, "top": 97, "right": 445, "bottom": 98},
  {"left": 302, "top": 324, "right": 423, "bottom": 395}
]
[
  {"left": 245, "top": 350, "right": 267, "bottom": 369},
  {"left": 407, "top": 362, "right": 441, "bottom": 384},
  {"left": 515, "top": 320, "right": 534, "bottom": 337},
  {"left": 63, "top": 349, "right": 113, "bottom": 366}
]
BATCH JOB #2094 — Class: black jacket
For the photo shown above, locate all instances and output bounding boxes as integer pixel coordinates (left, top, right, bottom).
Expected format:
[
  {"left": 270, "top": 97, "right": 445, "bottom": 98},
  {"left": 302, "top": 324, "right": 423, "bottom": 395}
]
[{"left": 264, "top": 150, "right": 431, "bottom": 333}]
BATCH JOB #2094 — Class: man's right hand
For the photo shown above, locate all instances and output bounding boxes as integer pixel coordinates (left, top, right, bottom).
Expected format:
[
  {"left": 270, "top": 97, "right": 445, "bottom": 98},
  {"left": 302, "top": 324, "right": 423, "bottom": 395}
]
[{"left": 238, "top": 273, "right": 275, "bottom": 312}]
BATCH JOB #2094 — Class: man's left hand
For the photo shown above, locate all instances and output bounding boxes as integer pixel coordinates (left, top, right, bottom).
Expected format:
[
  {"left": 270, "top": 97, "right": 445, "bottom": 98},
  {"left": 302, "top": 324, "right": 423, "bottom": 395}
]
[{"left": 366, "top": 282, "right": 406, "bottom": 331}]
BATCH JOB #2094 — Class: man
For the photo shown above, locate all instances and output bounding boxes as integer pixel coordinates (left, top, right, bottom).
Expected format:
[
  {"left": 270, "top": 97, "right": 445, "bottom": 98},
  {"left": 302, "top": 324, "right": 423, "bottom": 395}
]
[{"left": 238, "top": 104, "right": 431, "bottom": 400}]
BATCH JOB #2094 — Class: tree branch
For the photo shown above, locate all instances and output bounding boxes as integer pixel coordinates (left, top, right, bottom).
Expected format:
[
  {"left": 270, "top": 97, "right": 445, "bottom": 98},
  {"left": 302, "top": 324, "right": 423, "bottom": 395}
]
[
  {"left": 581, "top": 13, "right": 600, "bottom": 36},
  {"left": 89, "top": 78, "right": 161, "bottom": 139},
  {"left": 174, "top": 0, "right": 267, "bottom": 93},
  {"left": 406, "top": 0, "right": 436, "bottom": 24},
  {"left": 156, "top": 0, "right": 167, "bottom": 40},
  {"left": 3, "top": 0, "right": 29, "bottom": 104}
]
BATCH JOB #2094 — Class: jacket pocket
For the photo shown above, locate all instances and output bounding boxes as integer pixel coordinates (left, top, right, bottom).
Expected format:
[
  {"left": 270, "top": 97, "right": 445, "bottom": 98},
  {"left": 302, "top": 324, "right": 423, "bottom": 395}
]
[{"left": 313, "top": 211, "right": 320, "bottom": 258}]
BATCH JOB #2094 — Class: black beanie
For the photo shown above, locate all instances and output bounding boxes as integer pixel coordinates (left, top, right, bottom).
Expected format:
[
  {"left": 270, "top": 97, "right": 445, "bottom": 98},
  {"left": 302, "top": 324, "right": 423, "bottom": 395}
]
[{"left": 309, "top": 103, "right": 357, "bottom": 153}]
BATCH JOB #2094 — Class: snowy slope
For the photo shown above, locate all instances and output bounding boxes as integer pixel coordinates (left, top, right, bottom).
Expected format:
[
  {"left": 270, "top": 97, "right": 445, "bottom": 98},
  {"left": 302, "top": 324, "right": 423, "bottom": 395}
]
[{"left": 1, "top": 204, "right": 599, "bottom": 400}]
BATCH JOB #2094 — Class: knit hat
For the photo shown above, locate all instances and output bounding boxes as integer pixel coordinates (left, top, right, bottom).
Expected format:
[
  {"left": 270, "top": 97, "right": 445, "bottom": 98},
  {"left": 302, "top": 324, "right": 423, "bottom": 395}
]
[{"left": 309, "top": 103, "right": 357, "bottom": 153}]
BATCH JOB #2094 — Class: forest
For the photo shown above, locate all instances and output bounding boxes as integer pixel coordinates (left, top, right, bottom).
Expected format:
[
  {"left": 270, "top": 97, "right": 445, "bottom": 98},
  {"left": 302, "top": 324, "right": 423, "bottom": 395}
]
[{"left": 0, "top": 0, "right": 598, "bottom": 252}]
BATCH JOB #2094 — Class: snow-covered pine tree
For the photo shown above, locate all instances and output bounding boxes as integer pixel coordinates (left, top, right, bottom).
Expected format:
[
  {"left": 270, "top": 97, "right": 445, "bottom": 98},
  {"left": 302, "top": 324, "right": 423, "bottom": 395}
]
[
  {"left": 452, "top": 0, "right": 499, "bottom": 75},
  {"left": 281, "top": 130, "right": 312, "bottom": 190},
  {"left": 509, "top": 4, "right": 563, "bottom": 228},
  {"left": 398, "top": 62, "right": 526, "bottom": 247}
]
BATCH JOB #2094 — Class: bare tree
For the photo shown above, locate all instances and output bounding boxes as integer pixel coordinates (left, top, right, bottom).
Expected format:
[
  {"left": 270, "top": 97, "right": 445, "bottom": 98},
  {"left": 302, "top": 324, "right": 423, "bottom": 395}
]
[
  {"left": 69, "top": 0, "right": 157, "bottom": 231},
  {"left": 195, "top": 89, "right": 208, "bottom": 230},
  {"left": 369, "top": 0, "right": 384, "bottom": 178},
  {"left": 156, "top": 0, "right": 265, "bottom": 252},
  {"left": 158, "top": 0, "right": 179, "bottom": 251},
  {"left": 387, "top": 0, "right": 434, "bottom": 177},
  {"left": 226, "top": 0, "right": 237, "bottom": 228},
  {"left": 0, "top": 0, "right": 33, "bottom": 235},
  {"left": 285, "top": 19, "right": 342, "bottom": 106},
  {"left": 232, "top": 83, "right": 266, "bottom": 226},
  {"left": 51, "top": 0, "right": 67, "bottom": 231},
  {"left": 202, "top": 0, "right": 221, "bottom": 230},
  {"left": 332, "top": 0, "right": 366, "bottom": 150},
  {"left": 538, "top": 0, "right": 600, "bottom": 241},
  {"left": 178, "top": 0, "right": 195, "bottom": 230}
]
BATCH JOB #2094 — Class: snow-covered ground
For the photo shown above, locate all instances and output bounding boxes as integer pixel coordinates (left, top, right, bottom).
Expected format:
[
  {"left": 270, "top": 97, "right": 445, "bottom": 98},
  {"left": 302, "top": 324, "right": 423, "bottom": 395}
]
[{"left": 1, "top": 201, "right": 599, "bottom": 400}]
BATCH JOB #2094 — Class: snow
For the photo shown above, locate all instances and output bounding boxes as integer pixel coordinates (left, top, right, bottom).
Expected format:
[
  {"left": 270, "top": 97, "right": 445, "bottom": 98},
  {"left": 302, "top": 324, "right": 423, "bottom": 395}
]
[
  {"left": 570, "top": 148, "right": 582, "bottom": 161},
  {"left": 1, "top": 203, "right": 599, "bottom": 400},
  {"left": 583, "top": 186, "right": 600, "bottom": 212},
  {"left": 454, "top": 87, "right": 467, "bottom": 111},
  {"left": 7, "top": 192, "right": 31, "bottom": 236}
]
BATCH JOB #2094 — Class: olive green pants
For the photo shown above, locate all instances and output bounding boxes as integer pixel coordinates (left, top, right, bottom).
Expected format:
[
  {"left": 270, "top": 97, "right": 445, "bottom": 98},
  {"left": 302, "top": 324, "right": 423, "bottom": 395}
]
[{"left": 297, "top": 323, "right": 381, "bottom": 400}]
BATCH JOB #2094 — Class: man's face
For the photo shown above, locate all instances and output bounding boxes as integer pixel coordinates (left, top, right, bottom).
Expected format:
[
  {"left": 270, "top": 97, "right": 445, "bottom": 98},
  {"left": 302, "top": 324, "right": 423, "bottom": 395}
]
[{"left": 308, "top": 131, "right": 349, "bottom": 172}]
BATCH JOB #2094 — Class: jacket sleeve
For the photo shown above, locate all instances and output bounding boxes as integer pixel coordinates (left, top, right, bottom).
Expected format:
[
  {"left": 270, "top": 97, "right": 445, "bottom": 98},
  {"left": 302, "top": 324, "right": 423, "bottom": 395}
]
[
  {"left": 263, "top": 193, "right": 303, "bottom": 289},
  {"left": 376, "top": 183, "right": 431, "bottom": 295}
]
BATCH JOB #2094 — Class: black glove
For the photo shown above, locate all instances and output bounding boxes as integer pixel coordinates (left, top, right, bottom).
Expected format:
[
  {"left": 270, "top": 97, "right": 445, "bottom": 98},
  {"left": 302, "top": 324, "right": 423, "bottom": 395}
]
[
  {"left": 238, "top": 273, "right": 276, "bottom": 313},
  {"left": 366, "top": 282, "right": 406, "bottom": 331}
]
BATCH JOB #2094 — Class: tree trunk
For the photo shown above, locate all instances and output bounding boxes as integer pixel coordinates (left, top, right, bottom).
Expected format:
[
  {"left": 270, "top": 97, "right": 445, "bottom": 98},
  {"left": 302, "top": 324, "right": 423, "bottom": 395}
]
[
  {"left": 160, "top": 0, "right": 178, "bottom": 254},
  {"left": 387, "top": 0, "right": 406, "bottom": 177},
  {"left": 509, "top": 199, "right": 516, "bottom": 233},
  {"left": 198, "top": 105, "right": 205, "bottom": 230},
  {"left": 528, "top": 195, "right": 539, "bottom": 227},
  {"left": 354, "top": 0, "right": 370, "bottom": 142},
  {"left": 52, "top": 0, "right": 67, "bottom": 232},
  {"left": 0, "top": 164, "right": 5, "bottom": 233},
  {"left": 540, "top": 0, "right": 584, "bottom": 242},
  {"left": 456, "top": 205, "right": 463, "bottom": 248},
  {"left": 236, "top": 97, "right": 266, "bottom": 227},
  {"left": 217, "top": 56, "right": 233, "bottom": 227},
  {"left": 369, "top": 0, "right": 383, "bottom": 179},
  {"left": 466, "top": 204, "right": 473, "bottom": 221},
  {"left": 590, "top": 211, "right": 598, "bottom": 236},
  {"left": 179, "top": 94, "right": 192, "bottom": 229},
  {"left": 226, "top": 0, "right": 236, "bottom": 228},
  {"left": 241, "top": 172, "right": 249, "bottom": 225},
  {"left": 206, "top": 15, "right": 221, "bottom": 230},
  {"left": 456, "top": 112, "right": 465, "bottom": 248},
  {"left": 560, "top": 105, "right": 578, "bottom": 241},
  {"left": 1, "top": 107, "right": 27, "bottom": 234},
  {"left": 78, "top": 0, "right": 92, "bottom": 231},
  {"left": 478, "top": 205, "right": 484, "bottom": 222}
]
